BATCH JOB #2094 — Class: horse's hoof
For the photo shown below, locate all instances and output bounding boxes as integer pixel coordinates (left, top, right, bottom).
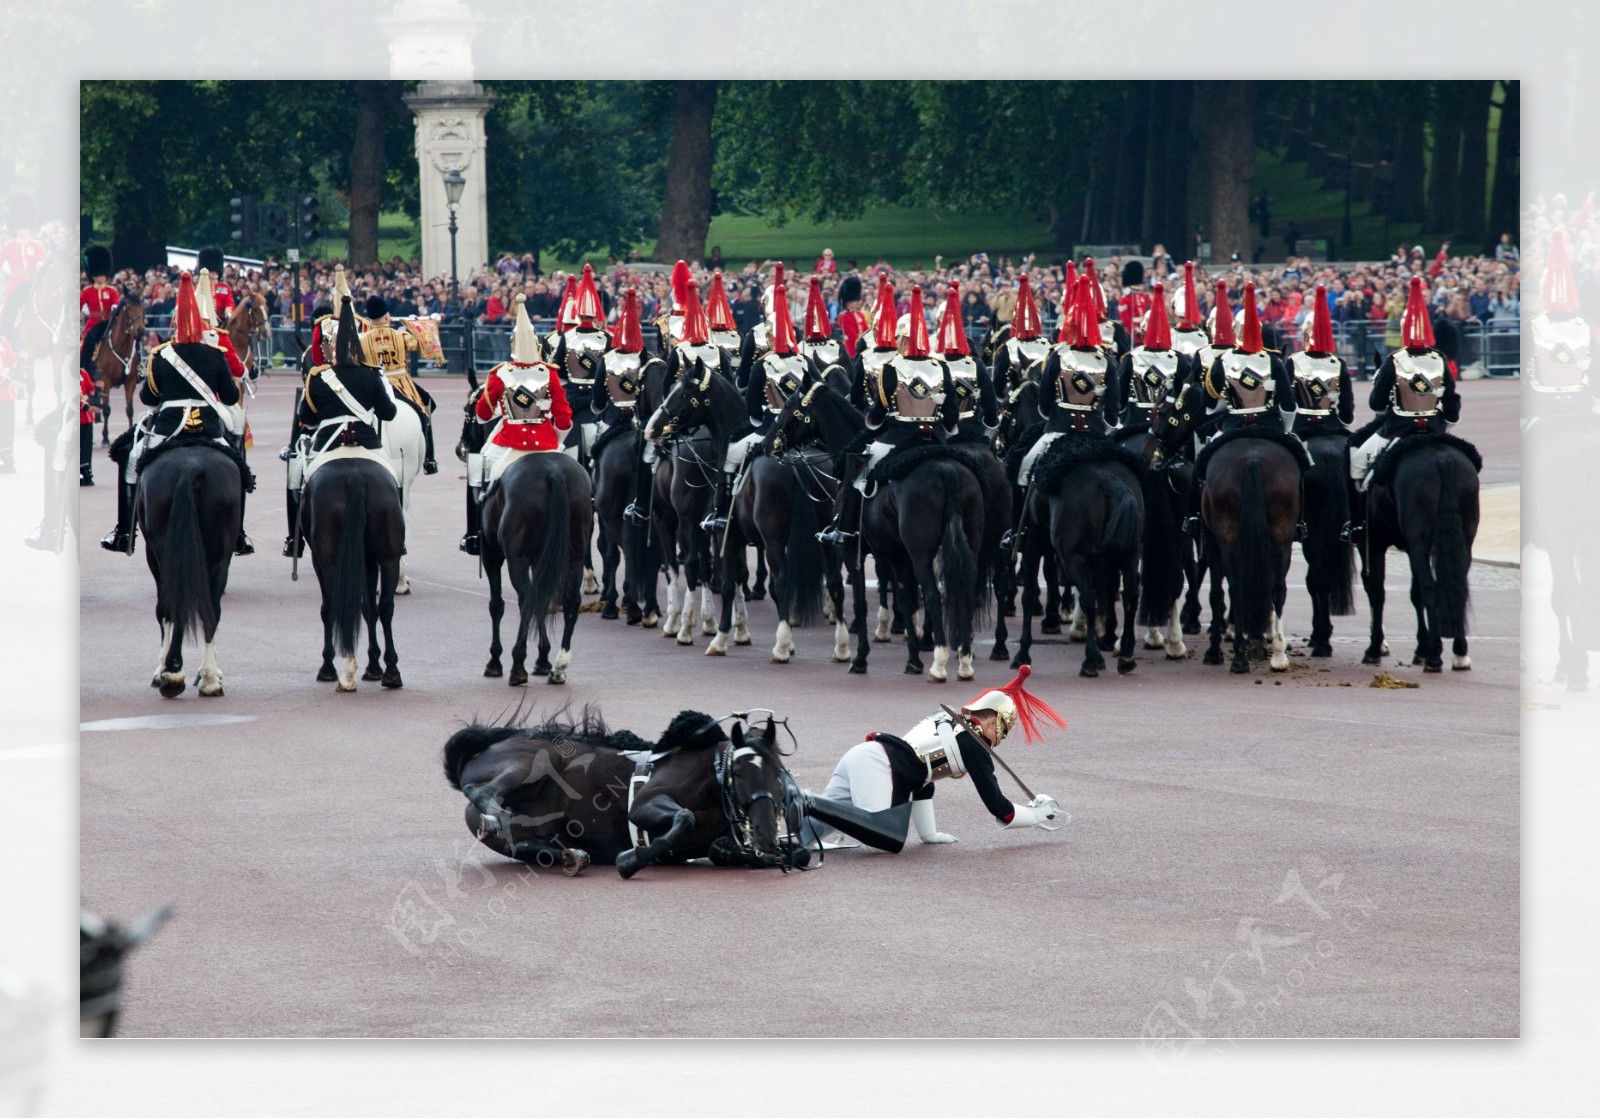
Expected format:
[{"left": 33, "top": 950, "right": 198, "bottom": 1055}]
[
  {"left": 1009, "top": 655, "right": 1030, "bottom": 670},
  {"left": 150, "top": 675, "right": 161, "bottom": 688},
  {"left": 562, "top": 849, "right": 590, "bottom": 877},
  {"left": 1040, "top": 620, "right": 1062, "bottom": 635},
  {"left": 601, "top": 603, "right": 619, "bottom": 620},
  {"left": 1309, "top": 643, "right": 1333, "bottom": 658},
  {"left": 484, "top": 662, "right": 502, "bottom": 678},
  {"left": 871, "top": 633, "right": 889, "bottom": 644},
  {"left": 705, "top": 643, "right": 726, "bottom": 657},
  {"left": 1452, "top": 656, "right": 1472, "bottom": 671},
  {"left": 1424, "top": 660, "right": 1443, "bottom": 674},
  {"left": 381, "top": 670, "right": 403, "bottom": 690},
  {"left": 616, "top": 850, "right": 641, "bottom": 880},
  {"left": 990, "top": 644, "right": 1009, "bottom": 661},
  {"left": 547, "top": 672, "right": 565, "bottom": 685},
  {"left": 1080, "top": 664, "right": 1099, "bottom": 678},
  {"left": 362, "top": 667, "right": 383, "bottom": 682},
  {"left": 749, "top": 586, "right": 767, "bottom": 602},
  {"left": 395, "top": 584, "right": 411, "bottom": 597},
  {"left": 335, "top": 680, "right": 357, "bottom": 693},
  {"left": 734, "top": 635, "right": 751, "bottom": 647},
  {"left": 676, "top": 635, "right": 695, "bottom": 647},
  {"left": 641, "top": 612, "right": 659, "bottom": 628},
  {"left": 1203, "top": 649, "right": 1224, "bottom": 666},
  {"left": 770, "top": 654, "right": 790, "bottom": 664},
  {"left": 199, "top": 683, "right": 224, "bottom": 698},
  {"left": 1117, "top": 657, "right": 1137, "bottom": 675},
  {"left": 926, "top": 671, "right": 947, "bottom": 684},
  {"left": 1182, "top": 621, "right": 1201, "bottom": 635},
  {"left": 1230, "top": 660, "right": 1249, "bottom": 675},
  {"left": 317, "top": 666, "right": 338, "bottom": 682},
  {"left": 158, "top": 676, "right": 186, "bottom": 699},
  {"left": 1361, "top": 651, "right": 1383, "bottom": 666},
  {"left": 509, "top": 667, "right": 529, "bottom": 687},
  {"left": 904, "top": 661, "right": 923, "bottom": 675},
  {"left": 533, "top": 662, "right": 550, "bottom": 676},
  {"left": 890, "top": 621, "right": 906, "bottom": 636}
]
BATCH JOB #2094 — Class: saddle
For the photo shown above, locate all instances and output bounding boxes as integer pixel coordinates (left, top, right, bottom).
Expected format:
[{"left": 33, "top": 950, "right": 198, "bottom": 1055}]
[
  {"left": 867, "top": 440, "right": 980, "bottom": 487},
  {"left": 1194, "top": 425, "right": 1312, "bottom": 481},
  {"left": 1031, "top": 431, "right": 1148, "bottom": 497},
  {"left": 1367, "top": 431, "right": 1482, "bottom": 490},
  {"left": 134, "top": 430, "right": 256, "bottom": 493},
  {"left": 588, "top": 417, "right": 636, "bottom": 464}
]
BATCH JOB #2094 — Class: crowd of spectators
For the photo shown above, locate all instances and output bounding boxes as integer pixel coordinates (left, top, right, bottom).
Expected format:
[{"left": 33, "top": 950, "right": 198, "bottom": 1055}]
[{"left": 91, "top": 238, "right": 1524, "bottom": 356}]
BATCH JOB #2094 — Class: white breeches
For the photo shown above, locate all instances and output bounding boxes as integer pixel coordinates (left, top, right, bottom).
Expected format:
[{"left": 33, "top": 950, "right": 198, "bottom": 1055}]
[
  {"left": 725, "top": 431, "right": 764, "bottom": 475},
  {"left": 1349, "top": 432, "right": 1393, "bottom": 492},
  {"left": 1017, "top": 431, "right": 1065, "bottom": 488},
  {"left": 853, "top": 440, "right": 895, "bottom": 495},
  {"left": 818, "top": 741, "right": 895, "bottom": 812}
]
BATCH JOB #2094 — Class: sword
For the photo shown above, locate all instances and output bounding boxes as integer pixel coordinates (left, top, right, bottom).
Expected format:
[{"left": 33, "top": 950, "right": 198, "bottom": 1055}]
[{"left": 939, "top": 703, "right": 1061, "bottom": 830}]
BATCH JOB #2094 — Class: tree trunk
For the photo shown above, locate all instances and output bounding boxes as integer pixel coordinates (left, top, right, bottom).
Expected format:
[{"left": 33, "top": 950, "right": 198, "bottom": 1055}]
[
  {"left": 1111, "top": 85, "right": 1145, "bottom": 244},
  {"left": 653, "top": 80, "right": 717, "bottom": 264},
  {"left": 1455, "top": 80, "right": 1492, "bottom": 250},
  {"left": 1164, "top": 82, "right": 1193, "bottom": 258},
  {"left": 1194, "top": 81, "right": 1256, "bottom": 263},
  {"left": 348, "top": 81, "right": 397, "bottom": 267},
  {"left": 1426, "top": 85, "right": 1464, "bottom": 235},
  {"left": 1141, "top": 82, "right": 1168, "bottom": 251},
  {"left": 1389, "top": 82, "right": 1428, "bottom": 224},
  {"left": 1486, "top": 80, "right": 1520, "bottom": 247}
]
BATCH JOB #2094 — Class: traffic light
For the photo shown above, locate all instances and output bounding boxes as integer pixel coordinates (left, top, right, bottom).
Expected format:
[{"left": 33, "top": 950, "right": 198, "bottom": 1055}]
[
  {"left": 263, "top": 205, "right": 288, "bottom": 246},
  {"left": 300, "top": 194, "right": 320, "bottom": 246},
  {"left": 230, "top": 194, "right": 259, "bottom": 246}
]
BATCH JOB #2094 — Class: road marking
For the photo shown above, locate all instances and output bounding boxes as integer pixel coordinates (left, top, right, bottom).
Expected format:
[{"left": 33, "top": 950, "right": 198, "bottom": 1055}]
[
  {"left": 403, "top": 577, "right": 490, "bottom": 599},
  {"left": 81, "top": 714, "right": 258, "bottom": 732}
]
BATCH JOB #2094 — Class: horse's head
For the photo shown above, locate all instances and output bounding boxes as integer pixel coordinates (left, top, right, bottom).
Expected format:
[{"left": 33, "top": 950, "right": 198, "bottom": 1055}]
[
  {"left": 725, "top": 716, "right": 798, "bottom": 866},
  {"left": 119, "top": 296, "right": 144, "bottom": 334},
  {"left": 764, "top": 375, "right": 825, "bottom": 456},
  {"left": 1152, "top": 381, "right": 1203, "bottom": 456},
  {"left": 646, "top": 356, "right": 713, "bottom": 442},
  {"left": 232, "top": 293, "right": 268, "bottom": 338},
  {"left": 997, "top": 378, "right": 1042, "bottom": 454}
]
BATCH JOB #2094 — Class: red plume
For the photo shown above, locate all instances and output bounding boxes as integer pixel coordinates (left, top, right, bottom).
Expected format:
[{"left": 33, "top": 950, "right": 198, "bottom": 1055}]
[
  {"left": 1069, "top": 276, "right": 1100, "bottom": 349},
  {"left": 1543, "top": 229, "right": 1581, "bottom": 314},
  {"left": 670, "top": 260, "right": 693, "bottom": 314},
  {"left": 936, "top": 287, "right": 970, "bottom": 356},
  {"left": 610, "top": 289, "right": 643, "bottom": 353},
  {"left": 172, "top": 271, "right": 203, "bottom": 344},
  {"left": 573, "top": 263, "right": 603, "bottom": 322},
  {"left": 1236, "top": 283, "right": 1263, "bottom": 355},
  {"left": 1143, "top": 283, "right": 1172, "bottom": 350},
  {"left": 706, "top": 272, "right": 736, "bottom": 331},
  {"left": 1181, "top": 261, "right": 1201, "bottom": 329},
  {"left": 770, "top": 277, "right": 797, "bottom": 355},
  {"left": 903, "top": 287, "right": 931, "bottom": 358},
  {"left": 1308, "top": 284, "right": 1335, "bottom": 354},
  {"left": 1211, "top": 281, "right": 1237, "bottom": 348},
  {"left": 1012, "top": 275, "right": 1042, "bottom": 341},
  {"left": 1058, "top": 261, "right": 1079, "bottom": 342},
  {"left": 804, "top": 276, "right": 832, "bottom": 339},
  {"left": 1083, "top": 258, "right": 1106, "bottom": 318},
  {"left": 557, "top": 276, "right": 578, "bottom": 324},
  {"left": 680, "top": 281, "right": 709, "bottom": 345},
  {"left": 964, "top": 664, "right": 1068, "bottom": 745},
  {"left": 872, "top": 275, "right": 898, "bottom": 349},
  {"left": 1402, "top": 276, "right": 1435, "bottom": 349}
]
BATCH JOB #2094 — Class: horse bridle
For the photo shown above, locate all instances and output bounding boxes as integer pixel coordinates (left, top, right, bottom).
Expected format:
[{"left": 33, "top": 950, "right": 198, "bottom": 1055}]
[
  {"left": 102, "top": 302, "right": 141, "bottom": 380},
  {"left": 655, "top": 363, "right": 714, "bottom": 440},
  {"left": 709, "top": 711, "right": 811, "bottom": 873}
]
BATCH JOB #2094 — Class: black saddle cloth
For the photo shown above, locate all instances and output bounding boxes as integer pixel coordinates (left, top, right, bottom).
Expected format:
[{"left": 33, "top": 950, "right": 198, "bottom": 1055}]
[
  {"left": 1032, "top": 431, "right": 1148, "bottom": 497},
  {"left": 135, "top": 431, "right": 256, "bottom": 493},
  {"left": 1368, "top": 431, "right": 1482, "bottom": 490},
  {"left": 868, "top": 440, "right": 980, "bottom": 487},
  {"left": 1195, "top": 426, "right": 1311, "bottom": 481},
  {"left": 589, "top": 418, "right": 638, "bottom": 464}
]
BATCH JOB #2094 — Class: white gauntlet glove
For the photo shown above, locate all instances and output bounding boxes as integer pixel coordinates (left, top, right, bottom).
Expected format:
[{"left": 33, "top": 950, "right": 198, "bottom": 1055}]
[
  {"left": 911, "top": 799, "right": 957, "bottom": 844},
  {"left": 1000, "top": 794, "right": 1065, "bottom": 830}
]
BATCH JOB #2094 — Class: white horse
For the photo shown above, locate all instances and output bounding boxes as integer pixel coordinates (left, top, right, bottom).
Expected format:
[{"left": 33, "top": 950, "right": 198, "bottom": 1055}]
[{"left": 381, "top": 402, "right": 426, "bottom": 595}]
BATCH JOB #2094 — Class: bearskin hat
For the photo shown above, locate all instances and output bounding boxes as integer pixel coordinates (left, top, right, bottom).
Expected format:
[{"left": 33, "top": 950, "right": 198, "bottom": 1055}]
[
  {"left": 197, "top": 246, "right": 226, "bottom": 276},
  {"left": 1121, "top": 259, "right": 1145, "bottom": 288},
  {"left": 85, "top": 245, "right": 113, "bottom": 278},
  {"left": 365, "top": 294, "right": 389, "bottom": 320},
  {"left": 837, "top": 274, "right": 863, "bottom": 308}
]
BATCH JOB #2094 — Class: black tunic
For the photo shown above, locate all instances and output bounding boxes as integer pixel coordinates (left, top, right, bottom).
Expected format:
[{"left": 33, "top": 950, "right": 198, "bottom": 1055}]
[
  {"left": 140, "top": 342, "right": 241, "bottom": 440},
  {"left": 1368, "top": 350, "right": 1461, "bottom": 437},
  {"left": 296, "top": 363, "right": 398, "bottom": 452},
  {"left": 871, "top": 730, "right": 1015, "bottom": 819}
]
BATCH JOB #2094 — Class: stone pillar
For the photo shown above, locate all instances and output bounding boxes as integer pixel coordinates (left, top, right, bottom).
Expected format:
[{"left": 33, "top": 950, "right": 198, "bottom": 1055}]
[{"left": 382, "top": 1, "right": 495, "bottom": 284}]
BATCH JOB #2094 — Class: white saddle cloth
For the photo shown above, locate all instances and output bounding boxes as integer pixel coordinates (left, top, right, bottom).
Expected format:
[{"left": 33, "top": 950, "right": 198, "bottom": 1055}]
[{"left": 304, "top": 445, "right": 398, "bottom": 485}]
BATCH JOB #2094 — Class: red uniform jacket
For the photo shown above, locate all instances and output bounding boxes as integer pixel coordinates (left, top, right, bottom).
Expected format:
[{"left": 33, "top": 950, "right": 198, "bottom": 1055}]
[
  {"left": 839, "top": 310, "right": 869, "bottom": 359},
  {"left": 207, "top": 330, "right": 248, "bottom": 379},
  {"left": 0, "top": 238, "right": 44, "bottom": 302},
  {"left": 1120, "top": 291, "right": 1152, "bottom": 348},
  {"left": 79, "top": 368, "right": 97, "bottom": 425},
  {"left": 0, "top": 338, "right": 15, "bottom": 402},
  {"left": 80, "top": 284, "right": 120, "bottom": 337},
  {"left": 212, "top": 281, "right": 236, "bottom": 322},
  {"left": 476, "top": 362, "right": 572, "bottom": 451}
]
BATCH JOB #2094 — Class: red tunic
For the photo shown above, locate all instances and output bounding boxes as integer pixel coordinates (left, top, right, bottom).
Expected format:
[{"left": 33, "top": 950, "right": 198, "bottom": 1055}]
[
  {"left": 212, "top": 281, "right": 236, "bottom": 323},
  {"left": 476, "top": 362, "right": 572, "bottom": 451},
  {"left": 0, "top": 338, "right": 15, "bottom": 402},
  {"left": 79, "top": 368, "right": 97, "bottom": 426},
  {"left": 1120, "top": 292, "right": 1152, "bottom": 347},
  {"left": 0, "top": 237, "right": 45, "bottom": 302},
  {"left": 839, "top": 310, "right": 869, "bottom": 358},
  {"left": 207, "top": 330, "right": 248, "bottom": 379},
  {"left": 80, "top": 284, "right": 120, "bottom": 337}
]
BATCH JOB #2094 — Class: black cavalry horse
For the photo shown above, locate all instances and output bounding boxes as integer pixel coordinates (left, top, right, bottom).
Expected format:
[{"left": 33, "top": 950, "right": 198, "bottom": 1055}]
[
  {"left": 481, "top": 451, "right": 594, "bottom": 686},
  {"left": 138, "top": 444, "right": 245, "bottom": 698},
  {"left": 1358, "top": 433, "right": 1480, "bottom": 672}
]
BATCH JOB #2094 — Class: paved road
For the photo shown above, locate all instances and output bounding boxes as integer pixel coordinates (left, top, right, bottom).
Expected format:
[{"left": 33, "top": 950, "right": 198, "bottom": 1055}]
[{"left": 79, "top": 375, "right": 1519, "bottom": 1038}]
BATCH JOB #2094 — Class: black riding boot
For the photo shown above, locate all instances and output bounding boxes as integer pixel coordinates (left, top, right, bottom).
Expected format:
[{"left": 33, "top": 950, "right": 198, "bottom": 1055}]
[
  {"left": 817, "top": 479, "right": 863, "bottom": 546},
  {"left": 460, "top": 485, "right": 482, "bottom": 555},
  {"left": 422, "top": 413, "right": 439, "bottom": 474},
  {"left": 700, "top": 472, "right": 732, "bottom": 534},
  {"left": 625, "top": 446, "right": 653, "bottom": 525},
  {"left": 282, "top": 487, "right": 304, "bottom": 558},
  {"left": 1182, "top": 476, "right": 1205, "bottom": 538},
  {"left": 79, "top": 424, "right": 94, "bottom": 486},
  {"left": 1341, "top": 486, "right": 1366, "bottom": 545},
  {"left": 233, "top": 486, "right": 255, "bottom": 556},
  {"left": 99, "top": 478, "right": 135, "bottom": 554}
]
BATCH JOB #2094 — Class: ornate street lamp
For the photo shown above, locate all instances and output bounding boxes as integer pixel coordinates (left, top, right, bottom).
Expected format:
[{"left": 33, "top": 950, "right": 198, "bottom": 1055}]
[{"left": 443, "top": 165, "right": 465, "bottom": 308}]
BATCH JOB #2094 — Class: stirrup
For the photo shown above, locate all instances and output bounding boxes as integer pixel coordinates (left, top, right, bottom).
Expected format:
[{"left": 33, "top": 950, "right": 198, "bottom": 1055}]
[
  {"left": 999, "top": 528, "right": 1022, "bottom": 551},
  {"left": 100, "top": 529, "right": 133, "bottom": 555},
  {"left": 623, "top": 501, "right": 648, "bottom": 526},
  {"left": 459, "top": 534, "right": 481, "bottom": 556},
  {"left": 235, "top": 532, "right": 256, "bottom": 557},
  {"left": 423, "top": 458, "right": 439, "bottom": 476},
  {"left": 699, "top": 514, "right": 728, "bottom": 534},
  {"left": 817, "top": 525, "right": 856, "bottom": 545},
  {"left": 282, "top": 536, "right": 304, "bottom": 559},
  {"left": 1340, "top": 521, "right": 1363, "bottom": 545},
  {"left": 1182, "top": 515, "right": 1203, "bottom": 538}
]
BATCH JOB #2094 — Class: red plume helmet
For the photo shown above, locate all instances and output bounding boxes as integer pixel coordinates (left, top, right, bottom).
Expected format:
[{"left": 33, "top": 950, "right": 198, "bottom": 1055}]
[
  {"left": 557, "top": 276, "right": 578, "bottom": 324},
  {"left": 1083, "top": 257, "right": 1107, "bottom": 319},
  {"left": 770, "top": 276, "right": 798, "bottom": 355},
  {"left": 962, "top": 664, "right": 1068, "bottom": 745},
  {"left": 1308, "top": 284, "right": 1336, "bottom": 354},
  {"left": 680, "top": 280, "right": 709, "bottom": 345},
  {"left": 1012, "top": 274, "right": 1042, "bottom": 341},
  {"left": 1543, "top": 229, "right": 1580, "bottom": 314},
  {"left": 1069, "top": 276, "right": 1100, "bottom": 349},
  {"left": 573, "top": 263, "right": 603, "bottom": 322},
  {"left": 1401, "top": 276, "right": 1436, "bottom": 349},
  {"left": 903, "top": 287, "right": 931, "bottom": 358},
  {"left": 1143, "top": 283, "right": 1172, "bottom": 350},
  {"left": 706, "top": 271, "right": 736, "bottom": 332},
  {"left": 1236, "top": 283, "right": 1263, "bottom": 354},
  {"left": 1058, "top": 261, "right": 1079, "bottom": 341},
  {"left": 670, "top": 260, "right": 693, "bottom": 314},
  {"left": 803, "top": 276, "right": 832, "bottom": 339},
  {"left": 1211, "top": 281, "right": 1237, "bottom": 348},
  {"left": 172, "top": 271, "right": 203, "bottom": 344},
  {"left": 872, "top": 274, "right": 898, "bottom": 349},
  {"left": 936, "top": 287, "right": 970, "bottom": 356},
  {"left": 611, "top": 289, "right": 643, "bottom": 353},
  {"left": 1181, "top": 261, "right": 1201, "bottom": 329}
]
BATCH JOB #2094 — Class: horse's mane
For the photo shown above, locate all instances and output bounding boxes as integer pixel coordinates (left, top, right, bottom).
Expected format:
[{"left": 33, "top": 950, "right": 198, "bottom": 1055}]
[
  {"left": 655, "top": 709, "right": 727, "bottom": 755},
  {"left": 443, "top": 701, "right": 651, "bottom": 791}
]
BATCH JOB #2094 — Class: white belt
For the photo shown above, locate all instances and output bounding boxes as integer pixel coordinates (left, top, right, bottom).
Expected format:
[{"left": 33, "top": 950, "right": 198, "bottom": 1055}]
[
  {"left": 1231, "top": 404, "right": 1272, "bottom": 415},
  {"left": 1055, "top": 401, "right": 1096, "bottom": 412},
  {"left": 1392, "top": 406, "right": 1439, "bottom": 418}
]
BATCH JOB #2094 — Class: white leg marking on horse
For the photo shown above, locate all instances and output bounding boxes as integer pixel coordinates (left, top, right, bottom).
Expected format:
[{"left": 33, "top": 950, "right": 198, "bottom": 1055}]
[
  {"left": 1452, "top": 653, "right": 1472, "bottom": 670},
  {"left": 822, "top": 596, "right": 836, "bottom": 623},
  {"left": 1069, "top": 604, "right": 1088, "bottom": 642},
  {"left": 549, "top": 648, "right": 571, "bottom": 683},
  {"left": 154, "top": 622, "right": 173, "bottom": 684},
  {"left": 701, "top": 586, "right": 718, "bottom": 635},
  {"left": 1165, "top": 596, "right": 1188, "bottom": 659},
  {"left": 874, "top": 604, "right": 892, "bottom": 643},
  {"left": 928, "top": 645, "right": 950, "bottom": 683},
  {"left": 733, "top": 589, "right": 751, "bottom": 645},
  {"left": 832, "top": 620, "right": 851, "bottom": 662},
  {"left": 706, "top": 630, "right": 728, "bottom": 656},
  {"left": 582, "top": 567, "right": 600, "bottom": 595},
  {"left": 662, "top": 570, "right": 682, "bottom": 637},
  {"left": 677, "top": 588, "right": 698, "bottom": 645},
  {"left": 337, "top": 653, "right": 359, "bottom": 692},
  {"left": 1143, "top": 626, "right": 1164, "bottom": 650},
  {"left": 957, "top": 651, "right": 975, "bottom": 681},
  {"left": 198, "top": 641, "right": 224, "bottom": 697},
  {"left": 1269, "top": 610, "right": 1289, "bottom": 671},
  {"left": 771, "top": 620, "right": 793, "bottom": 663},
  {"left": 395, "top": 555, "right": 411, "bottom": 596}
]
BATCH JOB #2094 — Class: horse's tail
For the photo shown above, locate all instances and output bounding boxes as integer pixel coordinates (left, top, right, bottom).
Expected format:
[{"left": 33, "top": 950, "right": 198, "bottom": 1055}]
[
  {"left": 1304, "top": 453, "right": 1355, "bottom": 616},
  {"left": 1432, "top": 455, "right": 1472, "bottom": 639},
  {"left": 1231, "top": 458, "right": 1275, "bottom": 636},
  {"left": 1136, "top": 468, "right": 1176, "bottom": 627},
  {"left": 938, "top": 466, "right": 979, "bottom": 644},
  {"left": 442, "top": 724, "right": 518, "bottom": 792},
  {"left": 521, "top": 461, "right": 573, "bottom": 634},
  {"left": 329, "top": 473, "right": 369, "bottom": 657},
  {"left": 159, "top": 462, "right": 218, "bottom": 640},
  {"left": 784, "top": 465, "right": 827, "bottom": 626}
]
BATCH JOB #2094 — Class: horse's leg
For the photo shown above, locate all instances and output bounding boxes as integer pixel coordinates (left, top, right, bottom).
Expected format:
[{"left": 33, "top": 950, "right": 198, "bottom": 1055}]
[
  {"left": 599, "top": 518, "right": 621, "bottom": 620},
  {"left": 675, "top": 527, "right": 700, "bottom": 645},
  {"left": 378, "top": 558, "right": 403, "bottom": 689},
  {"left": 1269, "top": 546, "right": 1291, "bottom": 672},
  {"left": 394, "top": 485, "right": 412, "bottom": 596},
  {"left": 1012, "top": 537, "right": 1037, "bottom": 670},
  {"left": 1040, "top": 550, "right": 1063, "bottom": 635},
  {"left": 750, "top": 543, "right": 768, "bottom": 601},
  {"left": 914, "top": 549, "right": 948, "bottom": 684},
  {"left": 706, "top": 535, "right": 737, "bottom": 657},
  {"left": 874, "top": 576, "right": 894, "bottom": 643},
  {"left": 1408, "top": 543, "right": 1444, "bottom": 672},
  {"left": 196, "top": 559, "right": 228, "bottom": 697},
  {"left": 616, "top": 795, "right": 697, "bottom": 879},
  {"left": 660, "top": 559, "right": 682, "bottom": 637},
  {"left": 894, "top": 563, "right": 925, "bottom": 676},
  {"left": 1118, "top": 556, "right": 1140, "bottom": 675},
  {"left": 991, "top": 542, "right": 1012, "bottom": 661},
  {"left": 532, "top": 590, "right": 553, "bottom": 678},
  {"left": 363, "top": 556, "right": 384, "bottom": 681},
  {"left": 507, "top": 556, "right": 534, "bottom": 687},
  {"left": 1361, "top": 536, "right": 1389, "bottom": 666},
  {"left": 848, "top": 551, "right": 871, "bottom": 674},
  {"left": 548, "top": 563, "right": 580, "bottom": 685},
  {"left": 827, "top": 548, "right": 851, "bottom": 663},
  {"left": 317, "top": 593, "right": 338, "bottom": 682},
  {"left": 484, "top": 550, "right": 505, "bottom": 677},
  {"left": 1203, "top": 538, "right": 1227, "bottom": 666}
]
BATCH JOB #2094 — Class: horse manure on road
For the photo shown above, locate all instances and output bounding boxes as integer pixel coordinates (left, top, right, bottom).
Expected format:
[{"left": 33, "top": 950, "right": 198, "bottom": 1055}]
[{"left": 1370, "top": 671, "right": 1421, "bottom": 690}]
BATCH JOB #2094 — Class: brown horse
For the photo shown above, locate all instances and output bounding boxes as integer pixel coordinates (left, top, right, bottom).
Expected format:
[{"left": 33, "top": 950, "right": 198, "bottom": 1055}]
[
  {"left": 227, "top": 291, "right": 269, "bottom": 376},
  {"left": 88, "top": 297, "right": 145, "bottom": 445}
]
